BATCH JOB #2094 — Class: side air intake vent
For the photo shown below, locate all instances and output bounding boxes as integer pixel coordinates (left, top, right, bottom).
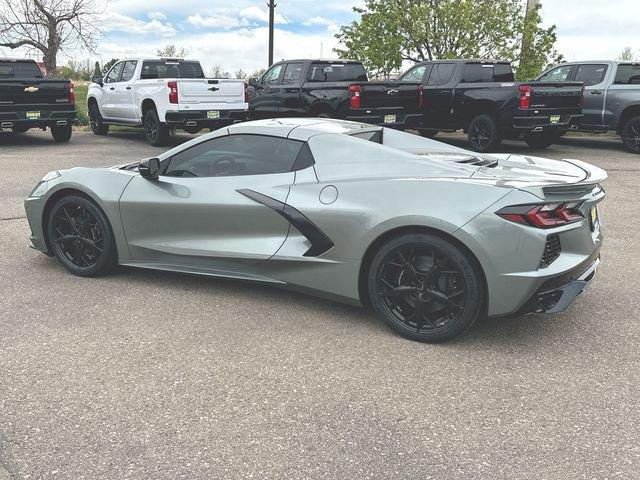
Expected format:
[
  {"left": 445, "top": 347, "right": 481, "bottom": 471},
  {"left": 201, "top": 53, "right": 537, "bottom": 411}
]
[{"left": 540, "top": 234, "right": 561, "bottom": 268}]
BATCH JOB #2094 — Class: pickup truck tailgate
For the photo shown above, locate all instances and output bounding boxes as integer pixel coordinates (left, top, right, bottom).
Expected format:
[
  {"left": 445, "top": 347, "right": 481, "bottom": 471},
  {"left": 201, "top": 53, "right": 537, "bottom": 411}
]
[
  {"left": 525, "top": 82, "right": 584, "bottom": 109},
  {"left": 360, "top": 82, "right": 421, "bottom": 109},
  {"left": 178, "top": 79, "right": 245, "bottom": 106},
  {"left": 0, "top": 79, "right": 70, "bottom": 106}
]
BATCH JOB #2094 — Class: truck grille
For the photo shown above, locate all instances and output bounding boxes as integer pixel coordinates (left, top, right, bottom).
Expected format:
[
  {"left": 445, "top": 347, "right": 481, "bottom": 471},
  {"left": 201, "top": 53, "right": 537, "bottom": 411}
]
[{"left": 540, "top": 234, "right": 561, "bottom": 268}]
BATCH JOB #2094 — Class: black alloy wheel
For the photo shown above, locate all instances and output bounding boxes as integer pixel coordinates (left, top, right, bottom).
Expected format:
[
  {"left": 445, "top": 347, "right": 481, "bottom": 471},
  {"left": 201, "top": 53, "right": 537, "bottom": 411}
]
[
  {"left": 468, "top": 114, "right": 501, "bottom": 152},
  {"left": 368, "top": 233, "right": 484, "bottom": 342},
  {"left": 622, "top": 116, "right": 640, "bottom": 154},
  {"left": 89, "top": 102, "right": 109, "bottom": 135},
  {"left": 47, "top": 195, "right": 116, "bottom": 277},
  {"left": 143, "top": 109, "right": 170, "bottom": 146}
]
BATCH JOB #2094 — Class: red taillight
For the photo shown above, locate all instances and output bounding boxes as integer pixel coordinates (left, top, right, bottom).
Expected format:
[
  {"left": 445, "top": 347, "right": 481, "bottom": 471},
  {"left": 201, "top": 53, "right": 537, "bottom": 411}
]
[
  {"left": 243, "top": 80, "right": 249, "bottom": 103},
  {"left": 496, "top": 203, "right": 584, "bottom": 228},
  {"left": 68, "top": 82, "right": 75, "bottom": 104},
  {"left": 168, "top": 81, "right": 178, "bottom": 104},
  {"left": 518, "top": 84, "right": 532, "bottom": 109},
  {"left": 418, "top": 84, "right": 425, "bottom": 108},
  {"left": 348, "top": 84, "right": 361, "bottom": 109}
]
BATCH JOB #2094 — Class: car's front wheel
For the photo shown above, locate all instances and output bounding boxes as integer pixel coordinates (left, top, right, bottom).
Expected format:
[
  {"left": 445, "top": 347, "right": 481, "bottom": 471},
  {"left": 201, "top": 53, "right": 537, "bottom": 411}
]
[
  {"left": 367, "top": 232, "right": 484, "bottom": 343},
  {"left": 47, "top": 195, "right": 117, "bottom": 277},
  {"left": 89, "top": 102, "right": 109, "bottom": 136},
  {"left": 621, "top": 116, "right": 640, "bottom": 154}
]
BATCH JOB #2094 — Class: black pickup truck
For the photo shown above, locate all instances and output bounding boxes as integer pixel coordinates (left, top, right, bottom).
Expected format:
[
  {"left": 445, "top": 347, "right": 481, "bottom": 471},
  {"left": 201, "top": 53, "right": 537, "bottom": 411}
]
[
  {"left": 0, "top": 58, "right": 76, "bottom": 142},
  {"left": 400, "top": 59, "right": 585, "bottom": 151},
  {"left": 247, "top": 59, "right": 423, "bottom": 129}
]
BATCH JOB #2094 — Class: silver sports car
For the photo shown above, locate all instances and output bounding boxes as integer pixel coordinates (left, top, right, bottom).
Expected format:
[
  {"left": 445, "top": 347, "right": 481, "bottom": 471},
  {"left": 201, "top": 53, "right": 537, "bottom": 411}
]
[{"left": 24, "top": 118, "right": 606, "bottom": 342}]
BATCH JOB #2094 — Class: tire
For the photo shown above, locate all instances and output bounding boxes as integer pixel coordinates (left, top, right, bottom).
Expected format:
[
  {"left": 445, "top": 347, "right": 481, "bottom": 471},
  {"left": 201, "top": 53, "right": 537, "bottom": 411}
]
[
  {"left": 468, "top": 114, "right": 501, "bottom": 152},
  {"left": 183, "top": 126, "right": 201, "bottom": 135},
  {"left": 621, "top": 116, "right": 640, "bottom": 154},
  {"left": 143, "top": 109, "right": 170, "bottom": 146},
  {"left": 419, "top": 130, "right": 439, "bottom": 138},
  {"left": 50, "top": 124, "right": 72, "bottom": 143},
  {"left": 367, "top": 233, "right": 484, "bottom": 343},
  {"left": 524, "top": 130, "right": 558, "bottom": 149},
  {"left": 316, "top": 112, "right": 334, "bottom": 119},
  {"left": 88, "top": 102, "right": 109, "bottom": 136},
  {"left": 47, "top": 195, "right": 117, "bottom": 277}
]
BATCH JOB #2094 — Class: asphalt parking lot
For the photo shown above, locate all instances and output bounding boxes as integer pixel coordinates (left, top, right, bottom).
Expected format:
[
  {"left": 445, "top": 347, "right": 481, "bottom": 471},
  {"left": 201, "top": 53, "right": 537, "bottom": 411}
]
[{"left": 1, "top": 129, "right": 639, "bottom": 479}]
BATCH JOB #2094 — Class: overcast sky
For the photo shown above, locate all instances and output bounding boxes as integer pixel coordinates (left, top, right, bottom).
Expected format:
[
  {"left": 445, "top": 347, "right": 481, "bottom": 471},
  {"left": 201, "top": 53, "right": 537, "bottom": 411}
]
[{"left": 2, "top": 0, "right": 639, "bottom": 74}]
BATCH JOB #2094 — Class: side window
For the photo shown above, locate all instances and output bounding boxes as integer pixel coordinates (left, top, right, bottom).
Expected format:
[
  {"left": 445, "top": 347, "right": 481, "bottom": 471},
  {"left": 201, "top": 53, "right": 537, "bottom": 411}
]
[
  {"left": 539, "top": 65, "right": 573, "bottom": 82},
  {"left": 282, "top": 62, "right": 304, "bottom": 84},
  {"left": 164, "top": 134, "right": 307, "bottom": 178},
  {"left": 427, "top": 63, "right": 456, "bottom": 86},
  {"left": 104, "top": 62, "right": 124, "bottom": 83},
  {"left": 120, "top": 61, "right": 138, "bottom": 82},
  {"left": 574, "top": 64, "right": 608, "bottom": 86},
  {"left": 614, "top": 64, "right": 640, "bottom": 85},
  {"left": 261, "top": 64, "right": 284, "bottom": 85},
  {"left": 401, "top": 65, "right": 427, "bottom": 82}
]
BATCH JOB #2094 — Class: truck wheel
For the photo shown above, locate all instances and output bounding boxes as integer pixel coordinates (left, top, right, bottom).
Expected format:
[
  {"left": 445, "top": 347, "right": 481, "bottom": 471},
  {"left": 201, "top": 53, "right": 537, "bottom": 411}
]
[
  {"left": 316, "top": 112, "right": 334, "bottom": 119},
  {"left": 144, "top": 109, "right": 170, "bottom": 146},
  {"left": 524, "top": 130, "right": 558, "bottom": 149},
  {"left": 51, "top": 125, "right": 72, "bottom": 143},
  {"left": 183, "top": 126, "right": 201, "bottom": 135},
  {"left": 621, "top": 116, "right": 640, "bottom": 154},
  {"left": 12, "top": 126, "right": 29, "bottom": 134},
  {"left": 419, "top": 130, "right": 439, "bottom": 138},
  {"left": 89, "top": 103, "right": 109, "bottom": 136},
  {"left": 468, "top": 114, "right": 501, "bottom": 152}
]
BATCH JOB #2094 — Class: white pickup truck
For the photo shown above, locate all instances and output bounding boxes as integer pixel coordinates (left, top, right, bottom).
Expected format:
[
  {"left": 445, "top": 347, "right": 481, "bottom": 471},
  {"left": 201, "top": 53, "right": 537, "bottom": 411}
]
[{"left": 87, "top": 58, "right": 249, "bottom": 145}]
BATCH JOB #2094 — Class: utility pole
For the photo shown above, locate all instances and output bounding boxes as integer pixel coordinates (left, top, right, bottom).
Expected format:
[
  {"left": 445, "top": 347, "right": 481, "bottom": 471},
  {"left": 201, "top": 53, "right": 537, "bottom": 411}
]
[{"left": 267, "top": 0, "right": 276, "bottom": 66}]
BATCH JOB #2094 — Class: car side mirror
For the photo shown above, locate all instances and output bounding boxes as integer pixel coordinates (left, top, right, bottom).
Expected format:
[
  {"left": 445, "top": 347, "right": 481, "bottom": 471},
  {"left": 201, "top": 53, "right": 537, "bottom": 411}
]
[
  {"left": 92, "top": 76, "right": 103, "bottom": 87},
  {"left": 248, "top": 77, "right": 258, "bottom": 87},
  {"left": 139, "top": 157, "right": 160, "bottom": 180}
]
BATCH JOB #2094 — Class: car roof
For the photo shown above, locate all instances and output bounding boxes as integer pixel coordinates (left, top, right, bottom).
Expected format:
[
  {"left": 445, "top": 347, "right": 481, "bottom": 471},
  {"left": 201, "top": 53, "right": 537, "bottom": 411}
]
[{"left": 226, "top": 118, "right": 379, "bottom": 141}]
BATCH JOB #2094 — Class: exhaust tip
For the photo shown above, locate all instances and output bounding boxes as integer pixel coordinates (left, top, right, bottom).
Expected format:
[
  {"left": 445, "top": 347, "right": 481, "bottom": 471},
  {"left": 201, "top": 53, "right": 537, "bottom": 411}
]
[
  {"left": 1, "top": 121, "right": 14, "bottom": 128},
  {"left": 185, "top": 121, "right": 197, "bottom": 127},
  {"left": 56, "top": 120, "right": 68, "bottom": 126}
]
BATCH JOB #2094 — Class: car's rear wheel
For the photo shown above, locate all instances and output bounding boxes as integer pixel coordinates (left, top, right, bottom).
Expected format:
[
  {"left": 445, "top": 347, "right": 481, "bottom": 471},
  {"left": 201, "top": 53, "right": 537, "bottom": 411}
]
[
  {"left": 524, "top": 129, "right": 558, "bottom": 149},
  {"left": 51, "top": 124, "right": 72, "bottom": 143},
  {"left": 47, "top": 195, "right": 117, "bottom": 277},
  {"left": 621, "top": 116, "right": 640, "bottom": 154},
  {"left": 468, "top": 114, "right": 501, "bottom": 152},
  {"left": 144, "top": 109, "right": 170, "bottom": 146},
  {"left": 89, "top": 102, "right": 109, "bottom": 136},
  {"left": 367, "top": 233, "right": 484, "bottom": 343}
]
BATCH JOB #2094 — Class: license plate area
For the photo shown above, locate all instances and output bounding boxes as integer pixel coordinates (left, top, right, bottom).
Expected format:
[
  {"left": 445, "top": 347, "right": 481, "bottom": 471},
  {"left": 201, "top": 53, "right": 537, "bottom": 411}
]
[
  {"left": 384, "top": 114, "right": 396, "bottom": 124},
  {"left": 207, "top": 110, "right": 220, "bottom": 119},
  {"left": 590, "top": 205, "right": 600, "bottom": 232},
  {"left": 550, "top": 115, "right": 560, "bottom": 124},
  {"left": 26, "top": 111, "right": 41, "bottom": 120}
]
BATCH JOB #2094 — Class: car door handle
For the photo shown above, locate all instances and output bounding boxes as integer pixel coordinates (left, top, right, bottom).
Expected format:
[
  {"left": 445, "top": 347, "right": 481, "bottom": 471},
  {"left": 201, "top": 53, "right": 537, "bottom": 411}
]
[
  {"left": 590, "top": 90, "right": 602, "bottom": 95},
  {"left": 126, "top": 86, "right": 132, "bottom": 90},
  {"left": 440, "top": 91, "right": 451, "bottom": 95},
  {"left": 109, "top": 87, "right": 115, "bottom": 91}
]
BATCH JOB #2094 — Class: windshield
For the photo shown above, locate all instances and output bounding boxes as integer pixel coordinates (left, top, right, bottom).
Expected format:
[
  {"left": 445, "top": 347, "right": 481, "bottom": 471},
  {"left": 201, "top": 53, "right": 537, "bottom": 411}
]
[{"left": 140, "top": 60, "right": 205, "bottom": 79}]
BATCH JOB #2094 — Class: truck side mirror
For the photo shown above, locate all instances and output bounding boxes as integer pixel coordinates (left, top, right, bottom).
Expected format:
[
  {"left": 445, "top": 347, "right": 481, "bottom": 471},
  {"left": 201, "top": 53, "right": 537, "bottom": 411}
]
[
  {"left": 92, "top": 76, "right": 103, "bottom": 87},
  {"left": 248, "top": 77, "right": 258, "bottom": 87}
]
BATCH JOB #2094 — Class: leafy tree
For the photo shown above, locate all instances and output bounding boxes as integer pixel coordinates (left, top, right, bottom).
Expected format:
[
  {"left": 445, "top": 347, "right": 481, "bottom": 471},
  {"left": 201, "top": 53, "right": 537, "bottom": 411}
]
[
  {"left": 0, "top": 0, "right": 101, "bottom": 76},
  {"left": 249, "top": 68, "right": 266, "bottom": 80},
  {"left": 336, "top": 0, "right": 560, "bottom": 79},
  {"left": 618, "top": 47, "right": 638, "bottom": 61},
  {"left": 102, "top": 58, "right": 119, "bottom": 74},
  {"left": 93, "top": 61, "right": 101, "bottom": 78},
  {"left": 156, "top": 44, "right": 189, "bottom": 58},
  {"left": 517, "top": 2, "right": 562, "bottom": 80},
  {"left": 235, "top": 69, "right": 247, "bottom": 79}
]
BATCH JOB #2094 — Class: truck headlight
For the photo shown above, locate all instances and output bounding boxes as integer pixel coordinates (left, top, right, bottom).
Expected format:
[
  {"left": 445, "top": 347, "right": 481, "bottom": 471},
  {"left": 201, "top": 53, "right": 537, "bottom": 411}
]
[{"left": 28, "top": 170, "right": 60, "bottom": 197}]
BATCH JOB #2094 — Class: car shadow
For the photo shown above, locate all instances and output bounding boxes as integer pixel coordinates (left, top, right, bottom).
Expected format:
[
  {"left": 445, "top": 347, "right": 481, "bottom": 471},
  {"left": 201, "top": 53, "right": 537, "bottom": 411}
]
[{"left": 106, "top": 130, "right": 199, "bottom": 148}]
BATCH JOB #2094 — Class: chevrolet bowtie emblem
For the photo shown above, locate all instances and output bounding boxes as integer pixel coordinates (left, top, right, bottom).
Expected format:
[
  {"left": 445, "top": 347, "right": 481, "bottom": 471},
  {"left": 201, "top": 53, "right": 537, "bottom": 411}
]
[
  {"left": 386, "top": 89, "right": 399, "bottom": 95},
  {"left": 24, "top": 86, "right": 39, "bottom": 93}
]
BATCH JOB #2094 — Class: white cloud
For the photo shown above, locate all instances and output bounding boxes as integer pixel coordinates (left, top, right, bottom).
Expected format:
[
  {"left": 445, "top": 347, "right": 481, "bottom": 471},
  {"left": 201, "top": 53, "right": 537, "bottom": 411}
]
[
  {"left": 187, "top": 13, "right": 241, "bottom": 29},
  {"left": 239, "top": 6, "right": 288, "bottom": 24},
  {"left": 303, "top": 16, "right": 334, "bottom": 26},
  {"left": 147, "top": 11, "right": 166, "bottom": 21},
  {"left": 100, "top": 12, "right": 176, "bottom": 37}
]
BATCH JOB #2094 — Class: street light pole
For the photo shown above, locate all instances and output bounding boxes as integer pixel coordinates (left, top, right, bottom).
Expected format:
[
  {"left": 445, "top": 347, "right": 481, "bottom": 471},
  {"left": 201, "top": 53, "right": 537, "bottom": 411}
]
[{"left": 267, "top": 0, "right": 276, "bottom": 66}]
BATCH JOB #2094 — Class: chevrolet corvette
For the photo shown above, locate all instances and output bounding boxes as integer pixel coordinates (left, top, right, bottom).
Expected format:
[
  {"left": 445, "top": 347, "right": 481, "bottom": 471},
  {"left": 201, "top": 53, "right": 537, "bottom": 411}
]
[{"left": 24, "top": 118, "right": 606, "bottom": 342}]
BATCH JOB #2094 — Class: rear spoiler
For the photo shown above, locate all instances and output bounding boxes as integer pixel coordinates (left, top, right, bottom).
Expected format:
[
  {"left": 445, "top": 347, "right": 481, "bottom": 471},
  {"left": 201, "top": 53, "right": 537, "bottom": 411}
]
[{"left": 537, "top": 159, "right": 607, "bottom": 200}]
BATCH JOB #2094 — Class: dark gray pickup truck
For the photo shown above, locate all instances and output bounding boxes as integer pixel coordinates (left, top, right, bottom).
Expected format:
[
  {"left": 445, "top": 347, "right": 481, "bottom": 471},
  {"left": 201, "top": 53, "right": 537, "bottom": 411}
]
[
  {"left": 537, "top": 60, "right": 640, "bottom": 153},
  {"left": 247, "top": 59, "right": 423, "bottom": 129},
  {"left": 0, "top": 58, "right": 76, "bottom": 142}
]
